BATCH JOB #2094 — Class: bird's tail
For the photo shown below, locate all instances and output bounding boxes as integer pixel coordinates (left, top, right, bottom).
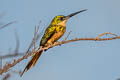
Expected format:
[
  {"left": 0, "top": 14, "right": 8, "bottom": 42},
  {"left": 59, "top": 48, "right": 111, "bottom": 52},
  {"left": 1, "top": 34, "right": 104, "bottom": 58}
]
[{"left": 20, "top": 50, "right": 43, "bottom": 77}]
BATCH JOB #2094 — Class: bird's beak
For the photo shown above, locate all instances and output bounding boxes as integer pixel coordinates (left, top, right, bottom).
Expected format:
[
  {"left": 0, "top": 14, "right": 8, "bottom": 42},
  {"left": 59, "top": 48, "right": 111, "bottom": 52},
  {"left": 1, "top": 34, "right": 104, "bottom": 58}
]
[{"left": 64, "top": 9, "right": 87, "bottom": 20}]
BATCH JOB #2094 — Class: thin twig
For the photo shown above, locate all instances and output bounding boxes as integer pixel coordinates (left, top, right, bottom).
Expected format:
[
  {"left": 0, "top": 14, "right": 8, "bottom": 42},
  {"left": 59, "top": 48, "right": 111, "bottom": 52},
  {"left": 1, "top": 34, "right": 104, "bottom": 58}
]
[
  {"left": 0, "top": 52, "right": 25, "bottom": 59},
  {"left": 11, "top": 70, "right": 22, "bottom": 75},
  {"left": 96, "top": 32, "right": 118, "bottom": 39},
  {"left": 0, "top": 31, "right": 23, "bottom": 59},
  {"left": 33, "top": 26, "right": 37, "bottom": 51},
  {"left": 64, "top": 31, "right": 72, "bottom": 40},
  {"left": 14, "top": 31, "right": 20, "bottom": 54},
  {"left": 0, "top": 21, "right": 17, "bottom": 30},
  {"left": 2, "top": 73, "right": 10, "bottom": 80},
  {"left": 26, "top": 21, "right": 42, "bottom": 54},
  {"left": 0, "top": 56, "right": 2, "bottom": 69}
]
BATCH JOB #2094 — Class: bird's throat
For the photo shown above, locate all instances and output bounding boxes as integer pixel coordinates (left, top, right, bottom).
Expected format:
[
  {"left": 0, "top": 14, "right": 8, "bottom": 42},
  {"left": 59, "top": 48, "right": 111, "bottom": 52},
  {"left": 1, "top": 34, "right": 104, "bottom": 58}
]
[{"left": 57, "top": 20, "right": 67, "bottom": 27}]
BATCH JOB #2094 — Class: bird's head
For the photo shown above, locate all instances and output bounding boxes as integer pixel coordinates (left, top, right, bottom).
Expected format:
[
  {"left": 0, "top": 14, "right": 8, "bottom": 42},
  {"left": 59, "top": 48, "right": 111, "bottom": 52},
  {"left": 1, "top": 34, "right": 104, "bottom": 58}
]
[{"left": 51, "top": 9, "right": 87, "bottom": 26}]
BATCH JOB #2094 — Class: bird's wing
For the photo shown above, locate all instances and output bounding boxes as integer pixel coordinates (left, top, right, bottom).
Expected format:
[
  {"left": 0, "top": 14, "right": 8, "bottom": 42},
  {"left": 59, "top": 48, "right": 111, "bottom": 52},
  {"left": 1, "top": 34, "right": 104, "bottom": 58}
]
[{"left": 40, "top": 26, "right": 56, "bottom": 46}]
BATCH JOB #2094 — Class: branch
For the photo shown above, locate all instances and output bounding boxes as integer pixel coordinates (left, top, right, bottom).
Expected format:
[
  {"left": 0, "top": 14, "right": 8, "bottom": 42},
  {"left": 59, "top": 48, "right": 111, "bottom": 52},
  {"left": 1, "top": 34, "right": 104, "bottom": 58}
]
[
  {"left": 0, "top": 21, "right": 17, "bottom": 30},
  {"left": 64, "top": 31, "right": 72, "bottom": 40},
  {"left": 0, "top": 52, "right": 25, "bottom": 59},
  {"left": 0, "top": 32, "right": 120, "bottom": 75},
  {"left": 26, "top": 21, "right": 42, "bottom": 54},
  {"left": 2, "top": 73, "right": 10, "bottom": 80},
  {"left": 0, "top": 31, "right": 23, "bottom": 59}
]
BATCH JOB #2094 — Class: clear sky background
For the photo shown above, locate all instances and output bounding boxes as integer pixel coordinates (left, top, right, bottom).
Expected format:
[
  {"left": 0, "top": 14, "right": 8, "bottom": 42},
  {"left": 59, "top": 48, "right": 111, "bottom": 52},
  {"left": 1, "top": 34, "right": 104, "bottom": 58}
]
[{"left": 0, "top": 0, "right": 120, "bottom": 80}]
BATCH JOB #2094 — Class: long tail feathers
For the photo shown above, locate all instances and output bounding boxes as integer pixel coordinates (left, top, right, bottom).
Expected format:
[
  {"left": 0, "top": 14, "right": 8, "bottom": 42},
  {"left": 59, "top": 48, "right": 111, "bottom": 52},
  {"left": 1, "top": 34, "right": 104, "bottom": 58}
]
[{"left": 20, "top": 50, "right": 43, "bottom": 77}]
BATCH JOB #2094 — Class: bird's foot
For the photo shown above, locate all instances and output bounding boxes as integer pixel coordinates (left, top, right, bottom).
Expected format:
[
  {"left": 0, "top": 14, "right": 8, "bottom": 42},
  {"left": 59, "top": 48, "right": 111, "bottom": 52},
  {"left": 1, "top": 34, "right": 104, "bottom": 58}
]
[{"left": 54, "top": 41, "right": 61, "bottom": 46}]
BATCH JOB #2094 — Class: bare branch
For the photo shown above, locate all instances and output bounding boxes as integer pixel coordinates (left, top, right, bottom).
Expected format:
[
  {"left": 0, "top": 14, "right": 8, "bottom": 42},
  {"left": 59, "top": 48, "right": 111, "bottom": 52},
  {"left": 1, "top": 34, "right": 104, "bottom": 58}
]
[
  {"left": 96, "top": 32, "right": 118, "bottom": 39},
  {"left": 14, "top": 31, "right": 20, "bottom": 54},
  {"left": 0, "top": 56, "right": 2, "bottom": 69},
  {"left": 0, "top": 52, "right": 25, "bottom": 59},
  {"left": 33, "top": 26, "right": 37, "bottom": 51},
  {"left": 10, "top": 70, "right": 22, "bottom": 75},
  {"left": 0, "top": 21, "right": 17, "bottom": 30},
  {"left": 0, "top": 52, "right": 31, "bottom": 75},
  {"left": 2, "top": 73, "right": 10, "bottom": 80},
  {"left": 0, "top": 21, "right": 41, "bottom": 59},
  {"left": 38, "top": 34, "right": 120, "bottom": 51},
  {"left": 0, "top": 31, "right": 22, "bottom": 59},
  {"left": 26, "top": 21, "right": 42, "bottom": 54},
  {"left": 64, "top": 31, "right": 72, "bottom": 40},
  {"left": 0, "top": 32, "right": 120, "bottom": 75}
]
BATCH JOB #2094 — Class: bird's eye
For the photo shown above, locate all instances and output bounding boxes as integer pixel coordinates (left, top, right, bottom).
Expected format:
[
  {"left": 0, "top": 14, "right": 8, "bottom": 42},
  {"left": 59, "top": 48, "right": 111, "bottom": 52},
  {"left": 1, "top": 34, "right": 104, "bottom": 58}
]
[{"left": 59, "top": 17, "right": 64, "bottom": 21}]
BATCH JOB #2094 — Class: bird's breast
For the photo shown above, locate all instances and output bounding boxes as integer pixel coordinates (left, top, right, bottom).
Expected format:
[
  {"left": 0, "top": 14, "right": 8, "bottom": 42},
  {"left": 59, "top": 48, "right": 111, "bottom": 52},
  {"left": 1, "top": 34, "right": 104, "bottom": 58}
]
[{"left": 47, "top": 26, "right": 66, "bottom": 44}]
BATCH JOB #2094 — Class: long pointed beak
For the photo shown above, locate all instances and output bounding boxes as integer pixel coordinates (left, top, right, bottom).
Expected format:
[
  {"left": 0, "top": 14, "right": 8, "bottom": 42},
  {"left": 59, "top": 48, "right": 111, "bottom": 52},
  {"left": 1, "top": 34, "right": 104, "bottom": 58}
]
[{"left": 65, "top": 9, "right": 87, "bottom": 19}]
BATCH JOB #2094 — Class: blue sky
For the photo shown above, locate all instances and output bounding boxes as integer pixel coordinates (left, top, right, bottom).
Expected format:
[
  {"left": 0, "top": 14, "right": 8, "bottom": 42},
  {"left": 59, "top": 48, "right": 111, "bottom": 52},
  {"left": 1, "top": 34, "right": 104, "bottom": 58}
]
[{"left": 0, "top": 0, "right": 120, "bottom": 80}]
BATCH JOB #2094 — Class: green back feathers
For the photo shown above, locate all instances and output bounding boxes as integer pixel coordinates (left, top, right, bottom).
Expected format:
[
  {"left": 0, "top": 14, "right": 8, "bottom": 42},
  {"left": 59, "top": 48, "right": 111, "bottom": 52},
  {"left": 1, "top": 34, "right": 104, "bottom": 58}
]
[{"left": 40, "top": 26, "right": 56, "bottom": 46}]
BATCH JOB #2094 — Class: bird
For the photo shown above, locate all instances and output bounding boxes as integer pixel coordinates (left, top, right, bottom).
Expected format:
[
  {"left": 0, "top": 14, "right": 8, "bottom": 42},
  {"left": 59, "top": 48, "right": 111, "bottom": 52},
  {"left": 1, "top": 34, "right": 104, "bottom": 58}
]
[{"left": 20, "top": 9, "right": 87, "bottom": 76}]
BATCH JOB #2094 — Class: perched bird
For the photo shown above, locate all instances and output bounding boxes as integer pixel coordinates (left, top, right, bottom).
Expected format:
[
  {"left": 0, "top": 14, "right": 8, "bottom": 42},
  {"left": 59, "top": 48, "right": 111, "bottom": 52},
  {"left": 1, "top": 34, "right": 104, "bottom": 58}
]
[{"left": 20, "top": 9, "right": 87, "bottom": 76}]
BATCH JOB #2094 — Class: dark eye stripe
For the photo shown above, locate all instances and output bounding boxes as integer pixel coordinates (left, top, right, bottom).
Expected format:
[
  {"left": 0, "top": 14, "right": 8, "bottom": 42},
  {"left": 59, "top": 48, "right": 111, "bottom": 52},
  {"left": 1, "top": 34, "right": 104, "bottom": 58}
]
[{"left": 59, "top": 17, "right": 63, "bottom": 21}]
